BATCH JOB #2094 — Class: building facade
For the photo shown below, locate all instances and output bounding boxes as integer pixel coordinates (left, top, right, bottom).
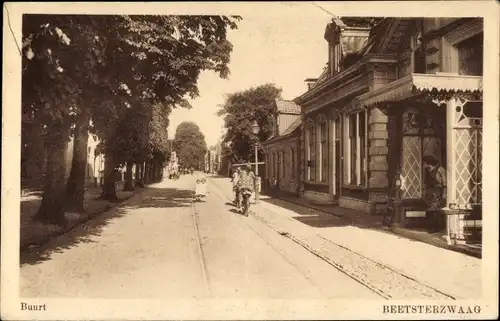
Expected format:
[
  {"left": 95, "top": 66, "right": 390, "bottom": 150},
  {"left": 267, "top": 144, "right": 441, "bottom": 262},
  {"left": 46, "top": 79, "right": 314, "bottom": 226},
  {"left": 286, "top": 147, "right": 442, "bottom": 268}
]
[
  {"left": 263, "top": 98, "right": 302, "bottom": 195},
  {"left": 65, "top": 134, "right": 104, "bottom": 186},
  {"left": 295, "top": 18, "right": 482, "bottom": 243},
  {"left": 22, "top": 114, "right": 104, "bottom": 188}
]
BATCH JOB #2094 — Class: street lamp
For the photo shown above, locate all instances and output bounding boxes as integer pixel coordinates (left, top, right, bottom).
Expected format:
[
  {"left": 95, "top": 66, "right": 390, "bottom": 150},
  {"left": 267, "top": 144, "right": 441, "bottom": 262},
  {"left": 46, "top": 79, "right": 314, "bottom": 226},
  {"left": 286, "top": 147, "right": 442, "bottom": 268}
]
[{"left": 252, "top": 120, "right": 261, "bottom": 203}]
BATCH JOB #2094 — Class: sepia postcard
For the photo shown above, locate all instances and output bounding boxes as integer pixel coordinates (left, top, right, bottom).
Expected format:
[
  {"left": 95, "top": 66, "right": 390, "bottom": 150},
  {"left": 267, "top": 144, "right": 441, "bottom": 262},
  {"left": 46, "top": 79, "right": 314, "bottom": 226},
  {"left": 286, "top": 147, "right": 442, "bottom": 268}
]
[{"left": 2, "top": 1, "right": 499, "bottom": 320}]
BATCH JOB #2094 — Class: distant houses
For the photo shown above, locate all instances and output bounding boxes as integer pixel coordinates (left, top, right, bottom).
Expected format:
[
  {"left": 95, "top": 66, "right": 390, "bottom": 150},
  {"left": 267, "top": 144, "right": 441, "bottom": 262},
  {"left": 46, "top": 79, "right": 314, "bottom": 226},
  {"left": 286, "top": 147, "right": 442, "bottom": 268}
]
[
  {"left": 262, "top": 98, "right": 302, "bottom": 195},
  {"left": 22, "top": 116, "right": 104, "bottom": 189}
]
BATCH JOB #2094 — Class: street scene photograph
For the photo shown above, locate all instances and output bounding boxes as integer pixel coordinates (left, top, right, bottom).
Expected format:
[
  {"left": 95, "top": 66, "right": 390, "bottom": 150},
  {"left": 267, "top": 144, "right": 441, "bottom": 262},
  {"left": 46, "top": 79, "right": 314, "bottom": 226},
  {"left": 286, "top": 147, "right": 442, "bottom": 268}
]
[{"left": 2, "top": 1, "right": 499, "bottom": 320}]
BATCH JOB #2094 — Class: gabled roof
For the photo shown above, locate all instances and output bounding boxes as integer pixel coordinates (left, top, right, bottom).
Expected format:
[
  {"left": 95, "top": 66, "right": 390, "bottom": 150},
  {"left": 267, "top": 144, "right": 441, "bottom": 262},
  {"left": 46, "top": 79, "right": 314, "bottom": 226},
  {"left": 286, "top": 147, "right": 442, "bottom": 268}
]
[
  {"left": 296, "top": 18, "right": 400, "bottom": 103},
  {"left": 264, "top": 116, "right": 302, "bottom": 144},
  {"left": 275, "top": 98, "right": 301, "bottom": 115},
  {"left": 281, "top": 117, "right": 302, "bottom": 136},
  {"left": 311, "top": 65, "right": 329, "bottom": 89}
]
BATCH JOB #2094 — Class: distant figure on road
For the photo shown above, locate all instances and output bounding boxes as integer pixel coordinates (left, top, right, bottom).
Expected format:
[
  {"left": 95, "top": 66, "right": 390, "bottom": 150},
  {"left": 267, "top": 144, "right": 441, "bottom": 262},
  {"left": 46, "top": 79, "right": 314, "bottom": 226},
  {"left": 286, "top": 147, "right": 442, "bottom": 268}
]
[
  {"left": 195, "top": 178, "right": 207, "bottom": 202},
  {"left": 231, "top": 166, "right": 241, "bottom": 207}
]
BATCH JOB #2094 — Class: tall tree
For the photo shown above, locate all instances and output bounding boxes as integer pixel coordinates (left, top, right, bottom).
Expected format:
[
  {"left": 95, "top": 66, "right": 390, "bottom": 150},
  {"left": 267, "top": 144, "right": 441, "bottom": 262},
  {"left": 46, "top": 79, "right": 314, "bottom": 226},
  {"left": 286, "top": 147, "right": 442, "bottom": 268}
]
[
  {"left": 217, "top": 83, "right": 282, "bottom": 163},
  {"left": 96, "top": 15, "right": 241, "bottom": 199},
  {"left": 21, "top": 14, "right": 242, "bottom": 224},
  {"left": 173, "top": 122, "right": 208, "bottom": 170}
]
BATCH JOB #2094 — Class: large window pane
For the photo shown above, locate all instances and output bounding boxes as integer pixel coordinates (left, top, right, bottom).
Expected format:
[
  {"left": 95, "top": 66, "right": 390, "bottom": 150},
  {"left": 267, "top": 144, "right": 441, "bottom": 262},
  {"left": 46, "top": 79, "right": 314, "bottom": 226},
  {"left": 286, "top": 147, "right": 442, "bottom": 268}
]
[
  {"left": 359, "top": 111, "right": 366, "bottom": 186},
  {"left": 349, "top": 114, "right": 357, "bottom": 185},
  {"left": 308, "top": 126, "right": 315, "bottom": 181},
  {"left": 457, "top": 33, "right": 483, "bottom": 76},
  {"left": 401, "top": 136, "right": 422, "bottom": 199},
  {"left": 320, "top": 122, "right": 328, "bottom": 182}
]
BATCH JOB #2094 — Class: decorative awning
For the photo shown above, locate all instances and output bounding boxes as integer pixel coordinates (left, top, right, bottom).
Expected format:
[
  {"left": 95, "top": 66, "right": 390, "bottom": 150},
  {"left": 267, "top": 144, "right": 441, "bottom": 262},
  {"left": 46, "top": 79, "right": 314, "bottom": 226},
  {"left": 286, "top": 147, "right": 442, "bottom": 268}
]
[{"left": 358, "top": 73, "right": 483, "bottom": 107}]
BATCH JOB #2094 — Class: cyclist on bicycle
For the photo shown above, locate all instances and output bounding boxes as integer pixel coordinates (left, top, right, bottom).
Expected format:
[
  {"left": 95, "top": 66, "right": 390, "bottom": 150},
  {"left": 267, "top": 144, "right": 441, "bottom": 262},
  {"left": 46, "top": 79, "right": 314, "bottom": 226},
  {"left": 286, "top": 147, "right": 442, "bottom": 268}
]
[{"left": 237, "top": 164, "right": 256, "bottom": 215}]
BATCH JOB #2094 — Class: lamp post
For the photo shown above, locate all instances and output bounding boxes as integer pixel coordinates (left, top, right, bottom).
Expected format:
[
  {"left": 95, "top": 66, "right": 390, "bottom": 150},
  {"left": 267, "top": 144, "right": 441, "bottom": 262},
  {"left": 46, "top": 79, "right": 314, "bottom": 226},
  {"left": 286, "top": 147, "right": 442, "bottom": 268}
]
[{"left": 252, "top": 120, "right": 261, "bottom": 203}]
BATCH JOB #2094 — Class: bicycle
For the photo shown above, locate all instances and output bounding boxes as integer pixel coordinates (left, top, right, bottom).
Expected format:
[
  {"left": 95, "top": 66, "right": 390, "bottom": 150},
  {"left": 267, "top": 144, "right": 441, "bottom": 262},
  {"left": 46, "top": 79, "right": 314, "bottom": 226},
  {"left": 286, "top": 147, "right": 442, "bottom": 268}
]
[{"left": 240, "top": 188, "right": 252, "bottom": 217}]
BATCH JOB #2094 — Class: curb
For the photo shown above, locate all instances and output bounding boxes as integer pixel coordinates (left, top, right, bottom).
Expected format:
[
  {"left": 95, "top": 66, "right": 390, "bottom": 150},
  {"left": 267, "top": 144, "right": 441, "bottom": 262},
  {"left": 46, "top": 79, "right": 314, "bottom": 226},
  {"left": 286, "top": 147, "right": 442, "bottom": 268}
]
[
  {"left": 259, "top": 190, "right": 482, "bottom": 259},
  {"left": 20, "top": 186, "right": 150, "bottom": 254},
  {"left": 390, "top": 227, "right": 482, "bottom": 259}
]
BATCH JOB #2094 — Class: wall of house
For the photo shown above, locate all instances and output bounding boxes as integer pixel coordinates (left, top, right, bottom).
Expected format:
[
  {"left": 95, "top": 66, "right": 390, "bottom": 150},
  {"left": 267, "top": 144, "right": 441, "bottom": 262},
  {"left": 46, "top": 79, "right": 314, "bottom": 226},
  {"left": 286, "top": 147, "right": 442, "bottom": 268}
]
[
  {"left": 277, "top": 114, "right": 300, "bottom": 135},
  {"left": 301, "top": 113, "right": 334, "bottom": 204},
  {"left": 65, "top": 134, "right": 102, "bottom": 186},
  {"left": 265, "top": 136, "right": 300, "bottom": 195},
  {"left": 421, "top": 18, "right": 483, "bottom": 74},
  {"left": 21, "top": 120, "right": 46, "bottom": 186}
]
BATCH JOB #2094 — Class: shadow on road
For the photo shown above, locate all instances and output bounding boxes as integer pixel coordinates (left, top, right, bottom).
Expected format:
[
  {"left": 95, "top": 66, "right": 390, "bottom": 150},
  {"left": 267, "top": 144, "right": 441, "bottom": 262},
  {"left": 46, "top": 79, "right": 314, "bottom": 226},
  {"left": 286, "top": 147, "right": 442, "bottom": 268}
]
[
  {"left": 20, "top": 186, "right": 195, "bottom": 266},
  {"left": 138, "top": 187, "right": 193, "bottom": 209},
  {"left": 260, "top": 197, "right": 384, "bottom": 229}
]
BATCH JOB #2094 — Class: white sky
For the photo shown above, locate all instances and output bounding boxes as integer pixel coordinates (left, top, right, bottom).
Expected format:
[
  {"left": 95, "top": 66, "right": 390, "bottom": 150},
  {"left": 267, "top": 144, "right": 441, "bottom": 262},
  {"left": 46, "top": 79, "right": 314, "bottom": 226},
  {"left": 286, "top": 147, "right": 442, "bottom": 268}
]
[{"left": 168, "top": 6, "right": 335, "bottom": 147}]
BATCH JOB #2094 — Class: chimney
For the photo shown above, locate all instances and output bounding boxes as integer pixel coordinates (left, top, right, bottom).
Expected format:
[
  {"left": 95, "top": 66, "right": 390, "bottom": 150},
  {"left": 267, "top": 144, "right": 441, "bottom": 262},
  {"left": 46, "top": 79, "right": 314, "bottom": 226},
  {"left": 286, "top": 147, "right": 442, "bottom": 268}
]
[{"left": 305, "top": 78, "right": 318, "bottom": 90}]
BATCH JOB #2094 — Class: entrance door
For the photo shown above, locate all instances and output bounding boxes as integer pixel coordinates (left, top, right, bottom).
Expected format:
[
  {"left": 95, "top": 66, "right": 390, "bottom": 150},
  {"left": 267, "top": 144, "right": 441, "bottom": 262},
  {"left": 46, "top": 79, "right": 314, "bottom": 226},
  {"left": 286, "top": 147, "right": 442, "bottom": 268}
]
[
  {"left": 332, "top": 118, "right": 341, "bottom": 199},
  {"left": 334, "top": 140, "right": 341, "bottom": 198}
]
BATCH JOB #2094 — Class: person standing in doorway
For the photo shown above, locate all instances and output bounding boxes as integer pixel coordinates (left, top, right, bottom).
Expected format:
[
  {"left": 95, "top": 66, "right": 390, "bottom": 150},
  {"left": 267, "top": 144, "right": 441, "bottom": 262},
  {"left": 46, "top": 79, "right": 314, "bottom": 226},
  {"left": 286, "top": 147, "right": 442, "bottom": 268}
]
[{"left": 423, "top": 155, "right": 447, "bottom": 232}]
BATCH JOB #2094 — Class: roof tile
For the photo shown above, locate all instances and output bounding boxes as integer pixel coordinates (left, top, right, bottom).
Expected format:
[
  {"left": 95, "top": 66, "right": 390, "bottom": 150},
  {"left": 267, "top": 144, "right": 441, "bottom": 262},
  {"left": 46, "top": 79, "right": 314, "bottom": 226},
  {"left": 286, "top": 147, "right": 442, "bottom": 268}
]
[{"left": 275, "top": 98, "right": 301, "bottom": 114}]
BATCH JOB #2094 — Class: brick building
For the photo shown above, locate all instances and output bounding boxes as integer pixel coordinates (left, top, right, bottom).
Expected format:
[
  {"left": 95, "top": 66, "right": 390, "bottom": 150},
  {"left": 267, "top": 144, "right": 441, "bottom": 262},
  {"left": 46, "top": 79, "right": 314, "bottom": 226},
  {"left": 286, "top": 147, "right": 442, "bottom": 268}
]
[
  {"left": 263, "top": 98, "right": 302, "bottom": 195},
  {"left": 294, "top": 17, "right": 482, "bottom": 243}
]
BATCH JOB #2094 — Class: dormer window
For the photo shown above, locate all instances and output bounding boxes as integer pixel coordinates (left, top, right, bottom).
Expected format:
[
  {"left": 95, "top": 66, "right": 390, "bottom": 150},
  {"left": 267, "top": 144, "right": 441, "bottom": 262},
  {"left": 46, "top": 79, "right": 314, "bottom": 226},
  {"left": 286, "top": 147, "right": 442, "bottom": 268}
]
[
  {"left": 412, "top": 22, "right": 426, "bottom": 73},
  {"left": 325, "top": 19, "right": 371, "bottom": 77},
  {"left": 329, "top": 36, "right": 342, "bottom": 76}
]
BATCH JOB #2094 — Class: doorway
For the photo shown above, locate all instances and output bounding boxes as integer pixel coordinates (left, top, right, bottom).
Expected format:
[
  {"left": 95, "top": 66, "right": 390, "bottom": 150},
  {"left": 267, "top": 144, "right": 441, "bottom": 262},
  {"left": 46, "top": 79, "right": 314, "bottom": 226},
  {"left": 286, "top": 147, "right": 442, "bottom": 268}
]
[{"left": 332, "top": 118, "right": 341, "bottom": 199}]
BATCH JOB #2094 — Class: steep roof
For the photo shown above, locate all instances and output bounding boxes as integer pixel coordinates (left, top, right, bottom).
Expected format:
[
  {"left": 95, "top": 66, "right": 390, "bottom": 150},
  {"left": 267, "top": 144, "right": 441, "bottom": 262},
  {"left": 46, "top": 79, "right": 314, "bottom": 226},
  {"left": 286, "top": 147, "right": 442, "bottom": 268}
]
[
  {"left": 297, "top": 18, "right": 397, "bottom": 100},
  {"left": 275, "top": 98, "right": 301, "bottom": 115},
  {"left": 281, "top": 117, "right": 302, "bottom": 136}
]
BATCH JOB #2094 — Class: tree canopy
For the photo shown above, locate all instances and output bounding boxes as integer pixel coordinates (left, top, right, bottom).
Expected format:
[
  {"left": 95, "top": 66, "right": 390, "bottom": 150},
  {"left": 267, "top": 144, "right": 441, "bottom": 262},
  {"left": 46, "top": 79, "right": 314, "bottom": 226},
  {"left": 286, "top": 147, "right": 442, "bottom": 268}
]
[
  {"left": 217, "top": 83, "right": 282, "bottom": 163},
  {"left": 173, "top": 121, "right": 208, "bottom": 170},
  {"left": 22, "top": 14, "right": 241, "bottom": 146},
  {"left": 21, "top": 14, "right": 241, "bottom": 223}
]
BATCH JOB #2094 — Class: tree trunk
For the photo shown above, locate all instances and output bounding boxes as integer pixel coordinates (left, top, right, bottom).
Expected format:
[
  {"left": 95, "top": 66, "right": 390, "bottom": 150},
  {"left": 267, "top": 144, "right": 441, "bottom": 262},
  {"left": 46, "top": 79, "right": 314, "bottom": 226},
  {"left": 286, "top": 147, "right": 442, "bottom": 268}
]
[
  {"left": 135, "top": 162, "right": 144, "bottom": 188},
  {"left": 65, "top": 110, "right": 90, "bottom": 212},
  {"left": 144, "top": 161, "right": 151, "bottom": 184},
  {"left": 151, "top": 161, "right": 156, "bottom": 182},
  {"left": 152, "top": 160, "right": 158, "bottom": 182},
  {"left": 36, "top": 131, "right": 68, "bottom": 226},
  {"left": 123, "top": 161, "right": 134, "bottom": 191},
  {"left": 100, "top": 153, "right": 118, "bottom": 201}
]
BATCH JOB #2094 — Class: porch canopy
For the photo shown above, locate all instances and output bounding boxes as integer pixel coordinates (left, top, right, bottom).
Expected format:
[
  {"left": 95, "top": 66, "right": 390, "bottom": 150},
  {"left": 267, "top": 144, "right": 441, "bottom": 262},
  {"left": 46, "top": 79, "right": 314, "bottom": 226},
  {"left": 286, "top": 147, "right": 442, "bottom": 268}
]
[{"left": 357, "top": 73, "right": 483, "bottom": 107}]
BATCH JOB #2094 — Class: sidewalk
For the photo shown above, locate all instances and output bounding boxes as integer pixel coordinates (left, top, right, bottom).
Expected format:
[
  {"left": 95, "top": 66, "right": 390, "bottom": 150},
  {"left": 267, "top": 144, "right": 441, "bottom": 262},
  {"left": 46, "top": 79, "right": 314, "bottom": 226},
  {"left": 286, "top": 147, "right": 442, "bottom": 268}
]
[
  {"left": 21, "top": 181, "right": 138, "bottom": 252},
  {"left": 263, "top": 188, "right": 482, "bottom": 259},
  {"left": 211, "top": 177, "right": 482, "bottom": 299}
]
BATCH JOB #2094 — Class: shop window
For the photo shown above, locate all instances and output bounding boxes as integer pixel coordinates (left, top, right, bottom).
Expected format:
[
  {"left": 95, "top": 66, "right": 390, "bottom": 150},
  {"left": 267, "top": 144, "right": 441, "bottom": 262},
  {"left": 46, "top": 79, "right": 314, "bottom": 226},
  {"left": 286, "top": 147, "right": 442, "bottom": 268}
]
[
  {"left": 281, "top": 151, "right": 285, "bottom": 178},
  {"left": 307, "top": 125, "right": 316, "bottom": 181},
  {"left": 400, "top": 108, "right": 443, "bottom": 199},
  {"left": 359, "top": 112, "right": 366, "bottom": 186},
  {"left": 344, "top": 111, "right": 367, "bottom": 186},
  {"left": 319, "top": 122, "right": 328, "bottom": 182},
  {"left": 276, "top": 152, "right": 279, "bottom": 179},
  {"left": 453, "top": 100, "right": 482, "bottom": 205},
  {"left": 457, "top": 33, "right": 483, "bottom": 76},
  {"left": 329, "top": 36, "right": 342, "bottom": 76}
]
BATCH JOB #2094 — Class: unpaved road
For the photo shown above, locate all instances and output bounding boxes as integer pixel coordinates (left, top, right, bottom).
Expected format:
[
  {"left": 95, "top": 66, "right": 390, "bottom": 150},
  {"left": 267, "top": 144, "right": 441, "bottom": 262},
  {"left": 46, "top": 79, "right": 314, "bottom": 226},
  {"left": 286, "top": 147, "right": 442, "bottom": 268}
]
[{"left": 20, "top": 174, "right": 379, "bottom": 299}]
